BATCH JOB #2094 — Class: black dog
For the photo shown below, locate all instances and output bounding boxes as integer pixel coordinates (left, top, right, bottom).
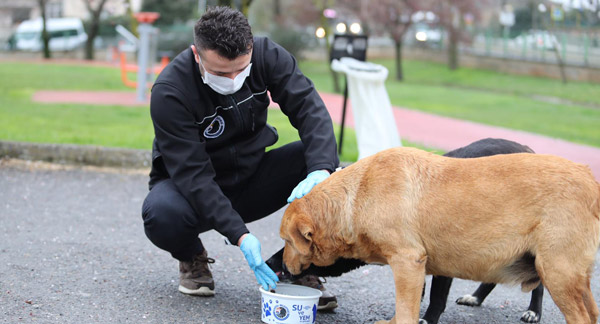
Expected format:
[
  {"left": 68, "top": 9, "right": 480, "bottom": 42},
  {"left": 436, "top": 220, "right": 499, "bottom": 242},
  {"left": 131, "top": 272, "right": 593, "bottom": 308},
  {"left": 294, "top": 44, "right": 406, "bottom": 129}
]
[{"left": 266, "top": 138, "right": 543, "bottom": 323}]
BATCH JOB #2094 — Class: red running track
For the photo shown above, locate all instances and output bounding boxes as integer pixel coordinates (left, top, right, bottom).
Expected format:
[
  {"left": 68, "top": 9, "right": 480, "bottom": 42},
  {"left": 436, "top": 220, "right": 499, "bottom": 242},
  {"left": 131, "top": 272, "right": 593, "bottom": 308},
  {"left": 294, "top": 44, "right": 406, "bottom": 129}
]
[{"left": 32, "top": 89, "right": 600, "bottom": 180}]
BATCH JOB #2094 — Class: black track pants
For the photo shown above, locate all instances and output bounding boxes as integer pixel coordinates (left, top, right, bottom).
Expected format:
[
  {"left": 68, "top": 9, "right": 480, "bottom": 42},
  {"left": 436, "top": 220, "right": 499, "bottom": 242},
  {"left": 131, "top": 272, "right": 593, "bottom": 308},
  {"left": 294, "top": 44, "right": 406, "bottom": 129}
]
[{"left": 141, "top": 141, "right": 307, "bottom": 261}]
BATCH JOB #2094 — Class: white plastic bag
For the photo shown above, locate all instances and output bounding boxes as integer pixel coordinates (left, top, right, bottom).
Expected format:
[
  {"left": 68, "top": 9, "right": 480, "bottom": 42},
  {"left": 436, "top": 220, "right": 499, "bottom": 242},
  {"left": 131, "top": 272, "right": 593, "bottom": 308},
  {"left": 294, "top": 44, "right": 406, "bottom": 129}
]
[{"left": 331, "top": 57, "right": 401, "bottom": 160}]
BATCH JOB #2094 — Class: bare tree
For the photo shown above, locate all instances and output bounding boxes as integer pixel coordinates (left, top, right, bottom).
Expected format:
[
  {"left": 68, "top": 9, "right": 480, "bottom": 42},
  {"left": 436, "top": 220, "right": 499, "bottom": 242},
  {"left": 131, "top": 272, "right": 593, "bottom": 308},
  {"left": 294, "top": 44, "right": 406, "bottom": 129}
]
[
  {"left": 290, "top": 0, "right": 341, "bottom": 92},
  {"left": 432, "top": 0, "right": 491, "bottom": 70},
  {"left": 341, "top": 0, "right": 422, "bottom": 80},
  {"left": 38, "top": 0, "right": 51, "bottom": 59},
  {"left": 83, "top": 0, "right": 108, "bottom": 60}
]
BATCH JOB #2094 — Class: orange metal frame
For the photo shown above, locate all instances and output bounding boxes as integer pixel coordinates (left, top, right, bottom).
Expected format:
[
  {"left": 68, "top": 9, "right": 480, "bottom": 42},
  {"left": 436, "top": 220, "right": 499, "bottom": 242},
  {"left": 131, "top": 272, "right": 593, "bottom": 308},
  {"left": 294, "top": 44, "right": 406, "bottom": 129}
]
[{"left": 119, "top": 51, "right": 169, "bottom": 88}]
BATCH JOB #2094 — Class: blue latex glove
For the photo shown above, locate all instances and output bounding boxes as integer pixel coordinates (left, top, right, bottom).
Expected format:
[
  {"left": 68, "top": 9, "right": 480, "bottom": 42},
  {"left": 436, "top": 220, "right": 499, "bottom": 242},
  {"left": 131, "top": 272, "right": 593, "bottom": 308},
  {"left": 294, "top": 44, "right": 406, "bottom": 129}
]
[
  {"left": 239, "top": 233, "right": 279, "bottom": 290},
  {"left": 287, "top": 170, "right": 330, "bottom": 203}
]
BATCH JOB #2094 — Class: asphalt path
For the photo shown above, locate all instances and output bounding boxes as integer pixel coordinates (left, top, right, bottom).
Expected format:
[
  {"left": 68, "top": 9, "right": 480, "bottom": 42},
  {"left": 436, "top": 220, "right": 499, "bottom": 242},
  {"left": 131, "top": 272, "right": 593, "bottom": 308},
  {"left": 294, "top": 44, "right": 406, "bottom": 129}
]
[{"left": 1, "top": 159, "right": 599, "bottom": 324}]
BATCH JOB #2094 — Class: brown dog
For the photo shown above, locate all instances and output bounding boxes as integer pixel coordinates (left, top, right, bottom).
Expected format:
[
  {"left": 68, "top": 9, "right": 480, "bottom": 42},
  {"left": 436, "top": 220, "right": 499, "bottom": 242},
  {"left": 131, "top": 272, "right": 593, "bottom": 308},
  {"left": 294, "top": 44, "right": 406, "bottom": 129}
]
[{"left": 280, "top": 147, "right": 600, "bottom": 324}]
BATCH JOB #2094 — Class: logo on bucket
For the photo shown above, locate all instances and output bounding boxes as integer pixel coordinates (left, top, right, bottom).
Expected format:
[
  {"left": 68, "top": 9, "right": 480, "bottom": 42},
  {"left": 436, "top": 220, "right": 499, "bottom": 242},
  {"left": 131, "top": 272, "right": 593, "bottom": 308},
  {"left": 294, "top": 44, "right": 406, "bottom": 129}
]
[{"left": 273, "top": 304, "right": 290, "bottom": 321}]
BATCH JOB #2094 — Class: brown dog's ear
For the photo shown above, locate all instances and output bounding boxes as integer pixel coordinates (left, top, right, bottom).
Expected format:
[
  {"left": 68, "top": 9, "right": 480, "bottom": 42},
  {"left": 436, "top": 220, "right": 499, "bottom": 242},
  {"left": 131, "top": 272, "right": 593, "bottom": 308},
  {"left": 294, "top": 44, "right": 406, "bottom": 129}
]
[{"left": 290, "top": 214, "right": 314, "bottom": 256}]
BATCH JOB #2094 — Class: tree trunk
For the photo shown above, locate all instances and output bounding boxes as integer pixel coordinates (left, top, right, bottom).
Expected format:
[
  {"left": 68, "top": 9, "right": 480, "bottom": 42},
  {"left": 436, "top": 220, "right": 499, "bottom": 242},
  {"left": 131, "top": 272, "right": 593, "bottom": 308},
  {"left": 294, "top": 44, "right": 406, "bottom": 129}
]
[
  {"left": 39, "top": 0, "right": 51, "bottom": 59},
  {"left": 395, "top": 40, "right": 403, "bottom": 81},
  {"left": 84, "top": 0, "right": 108, "bottom": 61},
  {"left": 273, "top": 0, "right": 280, "bottom": 17},
  {"left": 447, "top": 4, "right": 460, "bottom": 70},
  {"left": 448, "top": 28, "right": 458, "bottom": 70},
  {"left": 550, "top": 36, "right": 568, "bottom": 84},
  {"left": 84, "top": 15, "right": 99, "bottom": 60}
]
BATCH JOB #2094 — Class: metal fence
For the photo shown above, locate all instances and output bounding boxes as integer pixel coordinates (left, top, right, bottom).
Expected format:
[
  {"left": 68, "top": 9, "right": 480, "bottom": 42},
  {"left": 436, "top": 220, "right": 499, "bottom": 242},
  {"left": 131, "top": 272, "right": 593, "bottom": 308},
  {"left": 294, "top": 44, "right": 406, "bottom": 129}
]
[
  {"left": 400, "top": 25, "right": 598, "bottom": 69},
  {"left": 460, "top": 29, "right": 600, "bottom": 68}
]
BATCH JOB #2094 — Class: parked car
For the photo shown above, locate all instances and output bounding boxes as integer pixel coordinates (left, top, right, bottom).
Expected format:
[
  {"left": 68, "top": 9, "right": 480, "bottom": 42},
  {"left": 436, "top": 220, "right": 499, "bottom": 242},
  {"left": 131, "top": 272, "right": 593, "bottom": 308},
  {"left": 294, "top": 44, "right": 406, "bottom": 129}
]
[
  {"left": 14, "top": 17, "right": 88, "bottom": 52},
  {"left": 513, "top": 30, "right": 558, "bottom": 51},
  {"left": 411, "top": 22, "right": 443, "bottom": 48}
]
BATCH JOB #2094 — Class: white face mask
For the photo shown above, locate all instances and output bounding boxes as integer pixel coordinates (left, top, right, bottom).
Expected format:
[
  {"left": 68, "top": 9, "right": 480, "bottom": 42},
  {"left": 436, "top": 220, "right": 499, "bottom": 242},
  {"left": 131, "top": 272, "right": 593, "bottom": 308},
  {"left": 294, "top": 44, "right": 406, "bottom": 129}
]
[{"left": 199, "top": 57, "right": 252, "bottom": 95}]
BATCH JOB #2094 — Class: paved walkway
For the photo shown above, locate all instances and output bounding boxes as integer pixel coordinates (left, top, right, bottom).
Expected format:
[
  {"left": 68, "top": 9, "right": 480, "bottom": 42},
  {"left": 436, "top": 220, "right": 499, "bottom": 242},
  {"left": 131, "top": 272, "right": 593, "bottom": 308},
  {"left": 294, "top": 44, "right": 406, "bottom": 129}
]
[
  {"left": 4, "top": 160, "right": 596, "bottom": 324},
  {"left": 31, "top": 90, "right": 600, "bottom": 180}
]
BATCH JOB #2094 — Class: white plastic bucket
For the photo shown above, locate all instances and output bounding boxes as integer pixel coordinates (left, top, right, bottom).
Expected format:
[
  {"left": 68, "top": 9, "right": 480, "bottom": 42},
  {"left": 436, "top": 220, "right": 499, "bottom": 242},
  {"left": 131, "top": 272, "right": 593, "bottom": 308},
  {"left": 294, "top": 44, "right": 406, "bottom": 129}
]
[{"left": 259, "top": 283, "right": 322, "bottom": 324}]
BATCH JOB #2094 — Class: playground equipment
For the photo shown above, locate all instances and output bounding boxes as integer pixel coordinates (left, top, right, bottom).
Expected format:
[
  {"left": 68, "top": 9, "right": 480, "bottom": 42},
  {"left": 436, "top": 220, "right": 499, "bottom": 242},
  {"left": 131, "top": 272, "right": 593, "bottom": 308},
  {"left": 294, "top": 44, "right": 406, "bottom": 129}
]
[
  {"left": 115, "top": 12, "right": 168, "bottom": 101},
  {"left": 119, "top": 51, "right": 169, "bottom": 89}
]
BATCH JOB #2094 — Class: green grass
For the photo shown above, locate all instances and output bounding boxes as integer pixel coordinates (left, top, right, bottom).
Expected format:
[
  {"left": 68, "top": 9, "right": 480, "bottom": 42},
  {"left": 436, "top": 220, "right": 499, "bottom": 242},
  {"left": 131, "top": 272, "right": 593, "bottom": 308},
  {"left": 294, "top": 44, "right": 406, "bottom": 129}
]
[
  {"left": 1, "top": 58, "right": 597, "bottom": 164},
  {"left": 0, "top": 62, "right": 127, "bottom": 92},
  {"left": 0, "top": 62, "right": 154, "bottom": 149},
  {"left": 394, "top": 60, "right": 600, "bottom": 106},
  {"left": 0, "top": 99, "right": 154, "bottom": 149},
  {"left": 267, "top": 107, "right": 361, "bottom": 161},
  {"left": 300, "top": 59, "right": 600, "bottom": 148}
]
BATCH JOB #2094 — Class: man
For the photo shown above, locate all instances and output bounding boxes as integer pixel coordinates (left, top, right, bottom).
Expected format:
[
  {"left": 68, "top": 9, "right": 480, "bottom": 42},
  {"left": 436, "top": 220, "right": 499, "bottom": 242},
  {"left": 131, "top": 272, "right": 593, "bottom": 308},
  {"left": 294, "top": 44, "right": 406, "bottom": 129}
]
[{"left": 141, "top": 6, "right": 339, "bottom": 310}]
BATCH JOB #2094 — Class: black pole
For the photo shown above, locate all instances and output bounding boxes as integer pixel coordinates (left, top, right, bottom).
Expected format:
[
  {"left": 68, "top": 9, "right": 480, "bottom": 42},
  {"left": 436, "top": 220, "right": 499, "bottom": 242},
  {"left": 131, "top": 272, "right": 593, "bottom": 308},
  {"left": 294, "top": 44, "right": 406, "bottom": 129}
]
[{"left": 338, "top": 76, "right": 348, "bottom": 155}]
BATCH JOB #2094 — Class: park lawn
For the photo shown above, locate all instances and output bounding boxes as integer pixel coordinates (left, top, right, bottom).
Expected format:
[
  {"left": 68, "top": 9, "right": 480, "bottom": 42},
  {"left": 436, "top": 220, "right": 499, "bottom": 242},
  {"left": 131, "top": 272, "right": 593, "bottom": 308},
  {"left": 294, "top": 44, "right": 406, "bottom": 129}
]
[
  {"left": 2, "top": 57, "right": 597, "bottom": 162},
  {"left": 0, "top": 61, "right": 366, "bottom": 161},
  {"left": 0, "top": 62, "right": 153, "bottom": 149},
  {"left": 0, "top": 97, "right": 155, "bottom": 149},
  {"left": 300, "top": 59, "right": 600, "bottom": 148},
  {"left": 390, "top": 59, "right": 600, "bottom": 107},
  {"left": 0, "top": 62, "right": 127, "bottom": 92}
]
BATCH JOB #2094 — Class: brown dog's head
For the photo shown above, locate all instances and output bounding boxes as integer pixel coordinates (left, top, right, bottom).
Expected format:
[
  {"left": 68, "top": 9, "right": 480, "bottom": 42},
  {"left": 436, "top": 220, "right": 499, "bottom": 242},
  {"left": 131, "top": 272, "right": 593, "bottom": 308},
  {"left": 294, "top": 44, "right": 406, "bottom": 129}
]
[{"left": 280, "top": 198, "right": 340, "bottom": 275}]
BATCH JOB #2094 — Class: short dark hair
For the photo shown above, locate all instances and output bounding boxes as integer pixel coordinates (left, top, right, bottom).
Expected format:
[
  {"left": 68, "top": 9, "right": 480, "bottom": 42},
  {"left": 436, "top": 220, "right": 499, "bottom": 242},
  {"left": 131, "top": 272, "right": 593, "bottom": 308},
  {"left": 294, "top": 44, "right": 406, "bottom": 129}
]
[{"left": 194, "top": 6, "right": 253, "bottom": 60}]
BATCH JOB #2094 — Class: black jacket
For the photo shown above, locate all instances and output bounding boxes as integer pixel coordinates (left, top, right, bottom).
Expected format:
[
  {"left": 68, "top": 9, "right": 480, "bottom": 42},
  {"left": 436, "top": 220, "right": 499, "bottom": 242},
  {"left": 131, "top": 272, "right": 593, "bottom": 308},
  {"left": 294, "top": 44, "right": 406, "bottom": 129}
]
[{"left": 149, "top": 37, "right": 339, "bottom": 244}]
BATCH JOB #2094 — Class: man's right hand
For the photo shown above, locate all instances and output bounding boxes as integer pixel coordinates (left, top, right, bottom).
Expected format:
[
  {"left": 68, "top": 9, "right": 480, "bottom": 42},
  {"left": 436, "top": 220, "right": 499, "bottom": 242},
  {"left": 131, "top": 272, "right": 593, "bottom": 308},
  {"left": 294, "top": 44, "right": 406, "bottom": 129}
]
[{"left": 239, "top": 233, "right": 279, "bottom": 290}]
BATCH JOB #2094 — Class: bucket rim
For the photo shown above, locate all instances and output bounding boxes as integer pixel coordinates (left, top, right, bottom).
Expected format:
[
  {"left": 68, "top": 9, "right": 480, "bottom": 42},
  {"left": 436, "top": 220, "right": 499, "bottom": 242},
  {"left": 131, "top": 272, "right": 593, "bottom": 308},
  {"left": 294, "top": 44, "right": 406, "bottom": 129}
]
[{"left": 259, "top": 283, "right": 322, "bottom": 300}]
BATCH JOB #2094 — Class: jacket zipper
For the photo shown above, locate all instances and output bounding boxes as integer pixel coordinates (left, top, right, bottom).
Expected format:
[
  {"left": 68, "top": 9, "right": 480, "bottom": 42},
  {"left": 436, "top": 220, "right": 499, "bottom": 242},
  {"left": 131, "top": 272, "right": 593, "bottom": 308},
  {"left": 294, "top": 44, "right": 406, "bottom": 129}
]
[
  {"left": 229, "top": 96, "right": 245, "bottom": 133},
  {"left": 249, "top": 108, "right": 255, "bottom": 132},
  {"left": 229, "top": 95, "right": 255, "bottom": 132},
  {"left": 229, "top": 145, "right": 239, "bottom": 183},
  {"left": 228, "top": 96, "right": 241, "bottom": 183}
]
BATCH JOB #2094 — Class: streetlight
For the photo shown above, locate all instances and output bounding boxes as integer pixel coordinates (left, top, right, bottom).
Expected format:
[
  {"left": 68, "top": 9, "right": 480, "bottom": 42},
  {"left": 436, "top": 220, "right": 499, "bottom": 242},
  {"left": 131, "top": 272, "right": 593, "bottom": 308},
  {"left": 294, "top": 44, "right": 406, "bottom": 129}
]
[
  {"left": 336, "top": 22, "right": 347, "bottom": 34},
  {"left": 315, "top": 27, "right": 326, "bottom": 38},
  {"left": 349, "top": 22, "right": 361, "bottom": 34}
]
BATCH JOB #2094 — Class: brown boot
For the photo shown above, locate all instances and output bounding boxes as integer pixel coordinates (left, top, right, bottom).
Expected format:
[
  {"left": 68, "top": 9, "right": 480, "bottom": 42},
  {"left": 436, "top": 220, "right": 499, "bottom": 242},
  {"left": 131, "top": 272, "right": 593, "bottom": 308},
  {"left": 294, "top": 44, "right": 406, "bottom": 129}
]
[
  {"left": 178, "top": 250, "right": 215, "bottom": 296},
  {"left": 293, "top": 275, "right": 338, "bottom": 311}
]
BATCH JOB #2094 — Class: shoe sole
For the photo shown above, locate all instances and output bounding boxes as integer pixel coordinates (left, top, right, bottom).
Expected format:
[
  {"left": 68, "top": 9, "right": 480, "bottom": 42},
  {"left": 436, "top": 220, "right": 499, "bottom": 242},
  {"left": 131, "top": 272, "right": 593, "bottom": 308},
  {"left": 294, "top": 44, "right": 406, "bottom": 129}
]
[
  {"left": 317, "top": 300, "right": 338, "bottom": 311},
  {"left": 178, "top": 285, "right": 215, "bottom": 296}
]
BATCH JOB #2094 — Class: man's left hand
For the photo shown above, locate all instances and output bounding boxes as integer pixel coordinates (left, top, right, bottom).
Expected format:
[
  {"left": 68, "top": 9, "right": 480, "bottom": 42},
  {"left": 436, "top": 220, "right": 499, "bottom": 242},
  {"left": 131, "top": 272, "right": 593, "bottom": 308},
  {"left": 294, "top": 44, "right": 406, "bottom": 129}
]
[{"left": 239, "top": 233, "right": 279, "bottom": 291}]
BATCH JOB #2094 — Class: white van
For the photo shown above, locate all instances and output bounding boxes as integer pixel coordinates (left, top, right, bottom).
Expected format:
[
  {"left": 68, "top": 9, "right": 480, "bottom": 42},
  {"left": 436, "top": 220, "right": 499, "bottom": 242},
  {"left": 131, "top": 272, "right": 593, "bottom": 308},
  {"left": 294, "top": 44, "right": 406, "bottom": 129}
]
[{"left": 14, "top": 17, "right": 88, "bottom": 52}]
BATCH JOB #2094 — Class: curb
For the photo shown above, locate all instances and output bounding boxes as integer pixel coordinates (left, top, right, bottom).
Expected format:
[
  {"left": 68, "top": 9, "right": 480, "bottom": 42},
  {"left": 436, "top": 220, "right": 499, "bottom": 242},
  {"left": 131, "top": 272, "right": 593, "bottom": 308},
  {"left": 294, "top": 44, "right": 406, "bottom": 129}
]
[
  {"left": 0, "top": 140, "right": 151, "bottom": 169},
  {"left": 0, "top": 140, "right": 355, "bottom": 170}
]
